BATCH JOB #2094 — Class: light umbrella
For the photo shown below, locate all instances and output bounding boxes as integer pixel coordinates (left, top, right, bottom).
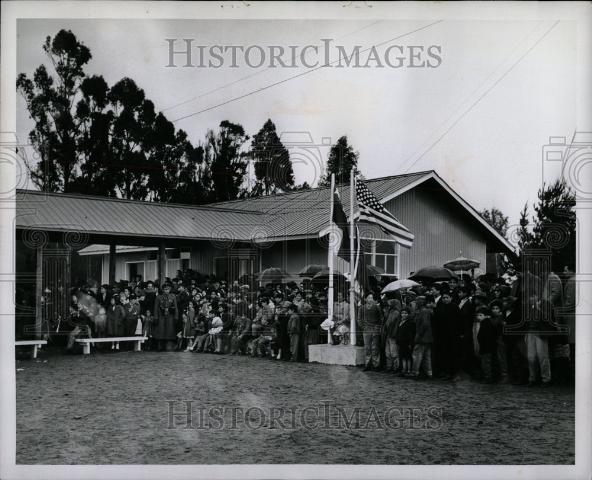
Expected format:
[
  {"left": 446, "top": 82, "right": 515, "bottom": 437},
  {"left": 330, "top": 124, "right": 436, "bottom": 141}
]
[
  {"left": 444, "top": 255, "right": 480, "bottom": 278},
  {"left": 381, "top": 279, "right": 420, "bottom": 294},
  {"left": 409, "top": 266, "right": 458, "bottom": 282}
]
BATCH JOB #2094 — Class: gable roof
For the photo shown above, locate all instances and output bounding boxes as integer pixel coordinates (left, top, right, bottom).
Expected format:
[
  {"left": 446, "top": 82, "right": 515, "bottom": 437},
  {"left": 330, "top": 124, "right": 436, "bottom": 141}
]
[{"left": 15, "top": 170, "right": 514, "bottom": 253}]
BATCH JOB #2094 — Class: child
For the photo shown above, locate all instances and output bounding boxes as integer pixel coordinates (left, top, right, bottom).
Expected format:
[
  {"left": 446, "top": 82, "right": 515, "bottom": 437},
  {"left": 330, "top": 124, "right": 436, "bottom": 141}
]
[
  {"left": 191, "top": 314, "right": 208, "bottom": 352},
  {"left": 95, "top": 306, "right": 107, "bottom": 338},
  {"left": 142, "top": 310, "right": 154, "bottom": 350},
  {"left": 476, "top": 305, "right": 505, "bottom": 383},
  {"left": 410, "top": 296, "right": 434, "bottom": 379},
  {"left": 248, "top": 316, "right": 264, "bottom": 357},
  {"left": 395, "top": 307, "right": 415, "bottom": 375}
]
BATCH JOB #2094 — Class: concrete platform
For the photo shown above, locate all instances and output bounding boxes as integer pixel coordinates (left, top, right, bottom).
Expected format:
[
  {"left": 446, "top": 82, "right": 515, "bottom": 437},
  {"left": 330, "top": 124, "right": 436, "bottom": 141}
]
[{"left": 308, "top": 344, "right": 365, "bottom": 366}]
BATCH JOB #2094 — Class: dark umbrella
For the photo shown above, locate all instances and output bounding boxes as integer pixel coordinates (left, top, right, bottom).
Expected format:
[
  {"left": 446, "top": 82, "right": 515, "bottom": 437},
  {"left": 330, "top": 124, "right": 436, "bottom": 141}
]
[
  {"left": 311, "top": 271, "right": 348, "bottom": 285},
  {"left": 298, "top": 264, "right": 327, "bottom": 277},
  {"left": 409, "top": 266, "right": 458, "bottom": 282},
  {"left": 258, "top": 267, "right": 288, "bottom": 285},
  {"left": 366, "top": 264, "right": 385, "bottom": 277}
]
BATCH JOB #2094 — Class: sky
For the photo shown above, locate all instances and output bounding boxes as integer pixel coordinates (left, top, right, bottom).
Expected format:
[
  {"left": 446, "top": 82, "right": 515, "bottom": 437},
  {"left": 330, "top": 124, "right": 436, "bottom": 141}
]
[{"left": 16, "top": 18, "right": 577, "bottom": 228}]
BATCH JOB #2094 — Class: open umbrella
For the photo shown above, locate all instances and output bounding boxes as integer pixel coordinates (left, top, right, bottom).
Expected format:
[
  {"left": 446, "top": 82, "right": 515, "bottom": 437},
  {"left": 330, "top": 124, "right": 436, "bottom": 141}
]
[
  {"left": 409, "top": 266, "right": 458, "bottom": 282},
  {"left": 444, "top": 256, "right": 480, "bottom": 271},
  {"left": 311, "top": 271, "right": 348, "bottom": 285},
  {"left": 381, "top": 278, "right": 419, "bottom": 294},
  {"left": 298, "top": 264, "right": 327, "bottom": 277},
  {"left": 257, "top": 267, "right": 288, "bottom": 285},
  {"left": 366, "top": 264, "right": 385, "bottom": 277},
  {"left": 444, "top": 255, "right": 480, "bottom": 278}
]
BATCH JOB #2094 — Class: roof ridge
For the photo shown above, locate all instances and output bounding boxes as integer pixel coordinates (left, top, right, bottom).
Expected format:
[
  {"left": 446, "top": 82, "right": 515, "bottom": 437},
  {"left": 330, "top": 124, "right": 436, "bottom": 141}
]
[
  {"left": 16, "top": 170, "right": 435, "bottom": 211},
  {"left": 208, "top": 170, "right": 434, "bottom": 206}
]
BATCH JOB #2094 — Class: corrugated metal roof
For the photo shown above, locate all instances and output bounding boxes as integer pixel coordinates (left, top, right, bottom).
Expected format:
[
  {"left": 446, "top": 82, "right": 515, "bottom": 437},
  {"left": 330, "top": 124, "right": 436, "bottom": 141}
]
[
  {"left": 16, "top": 190, "right": 267, "bottom": 242},
  {"left": 14, "top": 171, "right": 434, "bottom": 242}
]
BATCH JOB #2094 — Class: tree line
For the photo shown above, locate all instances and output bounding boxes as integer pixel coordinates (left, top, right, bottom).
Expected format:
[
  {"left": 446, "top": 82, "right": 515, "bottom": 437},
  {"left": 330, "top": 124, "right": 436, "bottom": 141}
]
[
  {"left": 17, "top": 30, "right": 361, "bottom": 203},
  {"left": 18, "top": 30, "right": 575, "bottom": 270}
]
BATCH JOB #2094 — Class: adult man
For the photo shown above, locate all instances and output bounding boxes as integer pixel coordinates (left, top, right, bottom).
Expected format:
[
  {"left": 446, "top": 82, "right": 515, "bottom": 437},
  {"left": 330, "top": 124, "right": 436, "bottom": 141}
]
[
  {"left": 525, "top": 292, "right": 554, "bottom": 386},
  {"left": 360, "top": 293, "right": 383, "bottom": 371},
  {"left": 458, "top": 287, "right": 476, "bottom": 375},
  {"left": 153, "top": 283, "right": 178, "bottom": 351}
]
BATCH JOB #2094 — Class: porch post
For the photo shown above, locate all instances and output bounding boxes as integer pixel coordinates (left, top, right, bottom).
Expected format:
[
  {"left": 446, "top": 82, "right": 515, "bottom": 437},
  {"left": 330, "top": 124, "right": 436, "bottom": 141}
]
[
  {"left": 35, "top": 245, "right": 43, "bottom": 339},
  {"left": 108, "top": 243, "right": 116, "bottom": 285},
  {"left": 158, "top": 242, "right": 167, "bottom": 283}
]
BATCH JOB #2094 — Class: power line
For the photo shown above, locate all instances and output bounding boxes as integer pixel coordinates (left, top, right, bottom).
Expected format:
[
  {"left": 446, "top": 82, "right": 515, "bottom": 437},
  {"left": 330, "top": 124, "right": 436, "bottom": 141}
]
[
  {"left": 162, "top": 20, "right": 384, "bottom": 113},
  {"left": 401, "top": 20, "right": 560, "bottom": 173},
  {"left": 172, "top": 20, "right": 443, "bottom": 123}
]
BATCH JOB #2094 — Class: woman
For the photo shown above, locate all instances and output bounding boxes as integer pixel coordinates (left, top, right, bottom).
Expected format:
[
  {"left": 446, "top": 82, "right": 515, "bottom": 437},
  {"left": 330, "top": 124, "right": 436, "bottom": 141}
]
[
  {"left": 96, "top": 285, "right": 110, "bottom": 309},
  {"left": 106, "top": 295, "right": 126, "bottom": 350}
]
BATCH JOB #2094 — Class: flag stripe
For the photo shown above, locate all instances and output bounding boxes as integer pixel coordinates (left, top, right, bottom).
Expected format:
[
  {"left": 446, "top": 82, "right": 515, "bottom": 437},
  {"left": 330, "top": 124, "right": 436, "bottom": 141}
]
[
  {"left": 358, "top": 216, "right": 414, "bottom": 248},
  {"left": 360, "top": 204, "right": 412, "bottom": 234},
  {"left": 359, "top": 206, "right": 415, "bottom": 240},
  {"left": 355, "top": 178, "right": 415, "bottom": 247}
]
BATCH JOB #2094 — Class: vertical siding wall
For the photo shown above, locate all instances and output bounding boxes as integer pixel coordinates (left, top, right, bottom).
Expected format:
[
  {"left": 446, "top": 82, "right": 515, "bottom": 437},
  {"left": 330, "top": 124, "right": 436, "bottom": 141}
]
[
  {"left": 385, "top": 184, "right": 488, "bottom": 278},
  {"left": 99, "top": 251, "right": 179, "bottom": 283},
  {"left": 260, "top": 239, "right": 348, "bottom": 274}
]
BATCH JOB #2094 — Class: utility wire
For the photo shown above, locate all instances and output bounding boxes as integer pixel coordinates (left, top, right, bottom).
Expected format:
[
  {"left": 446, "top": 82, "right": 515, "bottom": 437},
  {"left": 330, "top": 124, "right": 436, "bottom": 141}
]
[
  {"left": 172, "top": 20, "right": 443, "bottom": 123},
  {"left": 401, "top": 20, "right": 560, "bottom": 173},
  {"left": 162, "top": 20, "right": 384, "bottom": 113}
]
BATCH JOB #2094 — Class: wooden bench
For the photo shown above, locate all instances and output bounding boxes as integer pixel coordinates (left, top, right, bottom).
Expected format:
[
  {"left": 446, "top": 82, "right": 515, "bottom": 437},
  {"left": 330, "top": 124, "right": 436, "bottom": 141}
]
[
  {"left": 15, "top": 340, "right": 47, "bottom": 359},
  {"left": 76, "top": 337, "right": 148, "bottom": 355}
]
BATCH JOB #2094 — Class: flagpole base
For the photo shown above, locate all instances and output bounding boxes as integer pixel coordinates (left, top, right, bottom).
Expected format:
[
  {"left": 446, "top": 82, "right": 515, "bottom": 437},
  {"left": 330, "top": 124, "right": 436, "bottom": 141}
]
[{"left": 308, "top": 344, "right": 365, "bottom": 366}]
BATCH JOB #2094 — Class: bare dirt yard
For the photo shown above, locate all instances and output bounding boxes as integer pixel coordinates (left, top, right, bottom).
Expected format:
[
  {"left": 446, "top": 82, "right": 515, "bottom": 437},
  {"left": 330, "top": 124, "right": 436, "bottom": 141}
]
[{"left": 16, "top": 349, "right": 574, "bottom": 464}]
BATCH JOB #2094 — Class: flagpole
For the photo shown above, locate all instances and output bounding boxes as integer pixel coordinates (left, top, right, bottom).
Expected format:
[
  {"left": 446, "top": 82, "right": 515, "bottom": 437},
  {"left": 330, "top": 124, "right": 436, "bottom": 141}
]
[
  {"left": 327, "top": 173, "right": 335, "bottom": 345},
  {"left": 349, "top": 171, "right": 356, "bottom": 346}
]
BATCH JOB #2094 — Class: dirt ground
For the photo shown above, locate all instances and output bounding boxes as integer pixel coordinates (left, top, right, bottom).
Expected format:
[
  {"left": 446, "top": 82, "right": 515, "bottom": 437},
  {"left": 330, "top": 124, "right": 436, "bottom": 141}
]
[{"left": 16, "top": 349, "right": 574, "bottom": 465}]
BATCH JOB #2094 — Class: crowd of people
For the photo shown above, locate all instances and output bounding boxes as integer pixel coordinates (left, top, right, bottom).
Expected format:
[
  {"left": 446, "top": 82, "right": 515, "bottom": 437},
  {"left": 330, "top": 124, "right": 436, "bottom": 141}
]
[{"left": 52, "top": 265, "right": 575, "bottom": 387}]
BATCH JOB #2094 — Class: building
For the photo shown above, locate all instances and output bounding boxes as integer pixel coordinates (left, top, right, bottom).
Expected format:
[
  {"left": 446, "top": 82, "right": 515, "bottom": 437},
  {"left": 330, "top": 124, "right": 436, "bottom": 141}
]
[{"left": 16, "top": 170, "right": 514, "bottom": 294}]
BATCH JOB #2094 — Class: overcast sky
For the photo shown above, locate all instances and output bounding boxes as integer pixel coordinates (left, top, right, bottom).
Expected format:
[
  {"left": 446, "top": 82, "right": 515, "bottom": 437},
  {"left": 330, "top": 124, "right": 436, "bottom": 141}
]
[{"left": 16, "top": 18, "right": 576, "bottom": 228}]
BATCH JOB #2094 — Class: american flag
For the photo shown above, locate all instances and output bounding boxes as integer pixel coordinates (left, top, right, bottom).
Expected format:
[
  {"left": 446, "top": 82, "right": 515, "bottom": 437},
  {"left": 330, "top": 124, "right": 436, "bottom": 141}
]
[{"left": 355, "top": 178, "right": 415, "bottom": 248}]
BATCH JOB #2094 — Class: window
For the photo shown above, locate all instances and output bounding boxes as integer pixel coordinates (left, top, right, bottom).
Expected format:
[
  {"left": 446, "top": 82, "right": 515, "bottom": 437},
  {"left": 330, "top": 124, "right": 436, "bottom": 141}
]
[
  {"left": 126, "top": 262, "right": 145, "bottom": 281},
  {"left": 364, "top": 240, "right": 400, "bottom": 277}
]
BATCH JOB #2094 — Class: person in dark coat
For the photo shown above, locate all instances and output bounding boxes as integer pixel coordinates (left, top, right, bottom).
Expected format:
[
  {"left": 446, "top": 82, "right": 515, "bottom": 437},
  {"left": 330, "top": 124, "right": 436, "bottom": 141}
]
[
  {"left": 287, "top": 303, "right": 303, "bottom": 362},
  {"left": 437, "top": 292, "right": 463, "bottom": 381},
  {"left": 176, "top": 284, "right": 191, "bottom": 333},
  {"left": 411, "top": 296, "right": 434, "bottom": 379},
  {"left": 106, "top": 295, "right": 126, "bottom": 350},
  {"left": 395, "top": 307, "right": 415, "bottom": 375},
  {"left": 382, "top": 299, "right": 402, "bottom": 372},
  {"left": 274, "top": 300, "right": 290, "bottom": 360},
  {"left": 360, "top": 293, "right": 384, "bottom": 371},
  {"left": 476, "top": 307, "right": 502, "bottom": 383},
  {"left": 153, "top": 283, "right": 179, "bottom": 351},
  {"left": 141, "top": 281, "right": 157, "bottom": 315},
  {"left": 457, "top": 287, "right": 477, "bottom": 375},
  {"left": 96, "top": 285, "right": 110, "bottom": 309},
  {"left": 502, "top": 296, "right": 528, "bottom": 384}
]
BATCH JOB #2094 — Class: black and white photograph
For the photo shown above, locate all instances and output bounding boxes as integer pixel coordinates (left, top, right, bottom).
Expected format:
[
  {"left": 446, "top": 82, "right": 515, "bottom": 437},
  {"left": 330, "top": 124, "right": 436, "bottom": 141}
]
[{"left": 0, "top": 2, "right": 591, "bottom": 479}]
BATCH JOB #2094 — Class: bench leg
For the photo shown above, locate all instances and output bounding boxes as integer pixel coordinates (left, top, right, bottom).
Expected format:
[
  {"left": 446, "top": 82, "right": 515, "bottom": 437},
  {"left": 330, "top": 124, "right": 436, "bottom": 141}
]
[
  {"left": 134, "top": 340, "right": 142, "bottom": 352},
  {"left": 32, "top": 345, "right": 38, "bottom": 359},
  {"left": 82, "top": 343, "right": 91, "bottom": 355}
]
